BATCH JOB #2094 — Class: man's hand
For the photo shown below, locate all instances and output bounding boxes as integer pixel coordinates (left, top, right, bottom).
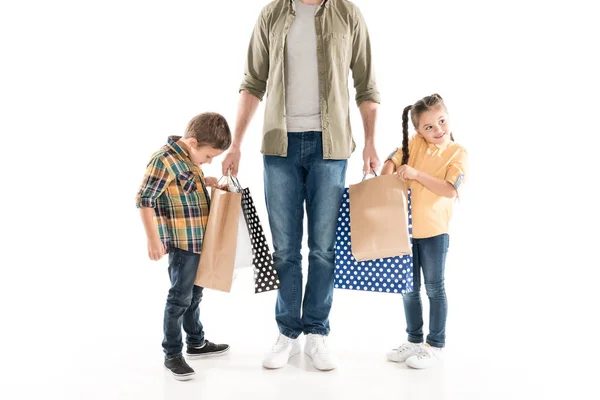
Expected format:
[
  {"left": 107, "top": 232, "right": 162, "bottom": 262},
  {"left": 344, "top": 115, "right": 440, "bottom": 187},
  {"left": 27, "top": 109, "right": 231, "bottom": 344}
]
[
  {"left": 363, "top": 144, "right": 381, "bottom": 175},
  {"left": 148, "top": 237, "right": 166, "bottom": 261},
  {"left": 221, "top": 145, "right": 241, "bottom": 177}
]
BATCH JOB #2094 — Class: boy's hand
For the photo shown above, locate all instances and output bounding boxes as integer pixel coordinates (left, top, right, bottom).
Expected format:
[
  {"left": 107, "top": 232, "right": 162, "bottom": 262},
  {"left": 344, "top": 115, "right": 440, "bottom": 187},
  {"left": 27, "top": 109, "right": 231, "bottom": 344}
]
[
  {"left": 148, "top": 237, "right": 166, "bottom": 261},
  {"left": 397, "top": 165, "right": 420, "bottom": 181},
  {"left": 205, "top": 177, "right": 218, "bottom": 187},
  {"left": 205, "top": 176, "right": 227, "bottom": 190}
]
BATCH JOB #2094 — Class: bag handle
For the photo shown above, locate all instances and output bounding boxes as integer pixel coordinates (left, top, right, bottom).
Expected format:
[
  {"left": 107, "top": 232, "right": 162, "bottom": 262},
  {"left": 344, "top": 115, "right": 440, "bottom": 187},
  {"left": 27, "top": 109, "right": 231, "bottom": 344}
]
[
  {"left": 361, "top": 169, "right": 378, "bottom": 182},
  {"left": 230, "top": 176, "right": 243, "bottom": 192},
  {"left": 216, "top": 173, "right": 243, "bottom": 192}
]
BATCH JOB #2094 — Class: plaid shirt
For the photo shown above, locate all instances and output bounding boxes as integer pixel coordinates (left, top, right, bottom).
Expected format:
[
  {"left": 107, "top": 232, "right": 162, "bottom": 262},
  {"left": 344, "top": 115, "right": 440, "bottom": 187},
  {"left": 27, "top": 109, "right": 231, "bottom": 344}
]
[{"left": 136, "top": 136, "right": 210, "bottom": 253}]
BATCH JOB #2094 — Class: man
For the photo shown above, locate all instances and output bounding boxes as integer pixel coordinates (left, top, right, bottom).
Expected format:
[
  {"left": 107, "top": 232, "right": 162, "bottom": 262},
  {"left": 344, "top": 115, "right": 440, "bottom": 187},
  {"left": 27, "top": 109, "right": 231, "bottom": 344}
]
[{"left": 222, "top": 0, "right": 380, "bottom": 371}]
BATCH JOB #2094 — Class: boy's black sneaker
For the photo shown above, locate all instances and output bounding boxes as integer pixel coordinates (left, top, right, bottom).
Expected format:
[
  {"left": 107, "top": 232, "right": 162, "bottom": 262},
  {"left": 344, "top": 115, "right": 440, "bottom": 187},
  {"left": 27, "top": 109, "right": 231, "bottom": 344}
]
[
  {"left": 164, "top": 355, "right": 195, "bottom": 381},
  {"left": 186, "top": 340, "right": 230, "bottom": 359}
]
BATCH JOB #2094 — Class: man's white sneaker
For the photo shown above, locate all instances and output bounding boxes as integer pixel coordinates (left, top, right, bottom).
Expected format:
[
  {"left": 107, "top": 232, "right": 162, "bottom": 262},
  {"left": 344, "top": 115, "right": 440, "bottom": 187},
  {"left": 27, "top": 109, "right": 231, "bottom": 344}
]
[
  {"left": 405, "top": 344, "right": 443, "bottom": 369},
  {"left": 386, "top": 342, "right": 423, "bottom": 363},
  {"left": 262, "top": 334, "right": 301, "bottom": 369},
  {"left": 304, "top": 334, "right": 337, "bottom": 371}
]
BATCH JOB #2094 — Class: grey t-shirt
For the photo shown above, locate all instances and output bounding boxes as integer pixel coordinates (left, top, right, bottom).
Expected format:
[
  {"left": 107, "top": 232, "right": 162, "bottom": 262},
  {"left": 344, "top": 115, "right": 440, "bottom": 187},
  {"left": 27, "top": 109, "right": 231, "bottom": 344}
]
[{"left": 284, "top": 0, "right": 322, "bottom": 133}]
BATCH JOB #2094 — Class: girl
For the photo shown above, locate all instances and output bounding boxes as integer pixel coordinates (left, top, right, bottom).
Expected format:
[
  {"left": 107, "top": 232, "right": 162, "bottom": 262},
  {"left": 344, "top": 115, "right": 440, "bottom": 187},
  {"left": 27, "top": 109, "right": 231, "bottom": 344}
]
[{"left": 382, "top": 94, "right": 468, "bottom": 369}]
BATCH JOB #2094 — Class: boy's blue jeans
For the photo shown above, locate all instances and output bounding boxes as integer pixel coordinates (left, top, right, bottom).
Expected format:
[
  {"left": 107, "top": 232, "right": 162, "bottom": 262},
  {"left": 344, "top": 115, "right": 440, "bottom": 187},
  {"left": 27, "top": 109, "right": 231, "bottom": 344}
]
[
  {"left": 263, "top": 132, "right": 347, "bottom": 339},
  {"left": 403, "top": 234, "right": 449, "bottom": 348},
  {"left": 162, "top": 247, "right": 205, "bottom": 358}
]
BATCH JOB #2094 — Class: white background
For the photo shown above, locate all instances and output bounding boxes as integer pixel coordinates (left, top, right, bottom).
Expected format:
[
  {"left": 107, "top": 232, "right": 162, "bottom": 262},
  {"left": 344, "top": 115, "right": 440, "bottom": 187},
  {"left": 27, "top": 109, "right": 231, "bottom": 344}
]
[{"left": 1, "top": 0, "right": 599, "bottom": 399}]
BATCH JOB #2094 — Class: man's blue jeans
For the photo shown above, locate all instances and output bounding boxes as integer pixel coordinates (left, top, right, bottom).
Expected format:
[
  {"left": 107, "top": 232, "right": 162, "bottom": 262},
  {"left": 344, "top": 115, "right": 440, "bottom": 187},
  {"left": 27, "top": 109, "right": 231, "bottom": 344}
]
[{"left": 264, "top": 132, "right": 347, "bottom": 338}]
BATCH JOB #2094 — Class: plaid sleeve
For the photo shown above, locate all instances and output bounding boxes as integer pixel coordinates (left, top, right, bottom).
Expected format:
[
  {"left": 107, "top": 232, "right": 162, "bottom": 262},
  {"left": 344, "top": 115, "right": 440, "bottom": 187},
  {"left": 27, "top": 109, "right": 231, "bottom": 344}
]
[
  {"left": 136, "top": 157, "right": 172, "bottom": 208},
  {"left": 445, "top": 148, "right": 468, "bottom": 191}
]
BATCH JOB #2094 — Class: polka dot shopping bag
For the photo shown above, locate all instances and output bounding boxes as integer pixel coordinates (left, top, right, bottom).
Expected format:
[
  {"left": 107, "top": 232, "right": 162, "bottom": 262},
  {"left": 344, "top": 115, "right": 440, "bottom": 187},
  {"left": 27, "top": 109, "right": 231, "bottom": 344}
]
[
  {"left": 237, "top": 182, "right": 281, "bottom": 294},
  {"left": 334, "top": 187, "right": 414, "bottom": 294}
]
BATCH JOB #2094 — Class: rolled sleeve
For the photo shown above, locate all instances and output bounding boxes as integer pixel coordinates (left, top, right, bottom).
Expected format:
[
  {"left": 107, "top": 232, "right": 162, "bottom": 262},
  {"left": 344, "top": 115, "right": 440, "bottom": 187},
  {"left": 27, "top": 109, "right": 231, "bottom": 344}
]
[
  {"left": 239, "top": 8, "right": 270, "bottom": 101},
  {"left": 350, "top": 7, "right": 380, "bottom": 106},
  {"left": 387, "top": 147, "right": 402, "bottom": 169},
  {"left": 445, "top": 148, "right": 468, "bottom": 191},
  {"left": 136, "top": 157, "right": 172, "bottom": 209}
]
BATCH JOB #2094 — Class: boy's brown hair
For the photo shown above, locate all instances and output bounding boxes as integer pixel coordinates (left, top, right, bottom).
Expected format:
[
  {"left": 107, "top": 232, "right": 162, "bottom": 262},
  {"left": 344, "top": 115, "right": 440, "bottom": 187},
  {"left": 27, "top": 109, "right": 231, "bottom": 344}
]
[{"left": 184, "top": 112, "right": 232, "bottom": 150}]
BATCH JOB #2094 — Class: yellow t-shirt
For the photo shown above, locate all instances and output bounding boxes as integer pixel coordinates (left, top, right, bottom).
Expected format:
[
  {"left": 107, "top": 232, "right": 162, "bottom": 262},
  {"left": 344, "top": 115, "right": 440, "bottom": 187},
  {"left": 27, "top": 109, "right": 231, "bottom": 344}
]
[{"left": 388, "top": 135, "right": 468, "bottom": 239}]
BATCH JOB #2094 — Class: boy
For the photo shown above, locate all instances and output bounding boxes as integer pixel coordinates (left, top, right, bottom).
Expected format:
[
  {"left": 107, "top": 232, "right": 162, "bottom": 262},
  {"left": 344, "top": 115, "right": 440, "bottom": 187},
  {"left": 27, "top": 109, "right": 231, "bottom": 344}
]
[{"left": 136, "top": 112, "right": 231, "bottom": 380}]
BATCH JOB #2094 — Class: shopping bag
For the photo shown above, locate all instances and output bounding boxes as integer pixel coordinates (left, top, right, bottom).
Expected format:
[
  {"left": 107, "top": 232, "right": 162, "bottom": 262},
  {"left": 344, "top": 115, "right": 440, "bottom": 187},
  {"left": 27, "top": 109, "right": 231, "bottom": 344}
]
[
  {"left": 238, "top": 183, "right": 280, "bottom": 293},
  {"left": 334, "top": 187, "right": 414, "bottom": 294},
  {"left": 349, "top": 174, "right": 411, "bottom": 261},
  {"left": 195, "top": 184, "right": 241, "bottom": 292},
  {"left": 227, "top": 180, "right": 254, "bottom": 270}
]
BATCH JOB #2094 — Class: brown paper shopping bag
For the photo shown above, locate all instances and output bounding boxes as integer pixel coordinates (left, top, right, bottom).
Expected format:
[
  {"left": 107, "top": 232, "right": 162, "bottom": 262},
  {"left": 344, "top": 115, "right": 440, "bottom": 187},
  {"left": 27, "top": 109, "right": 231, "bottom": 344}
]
[
  {"left": 349, "top": 174, "right": 411, "bottom": 261},
  {"left": 195, "top": 186, "right": 242, "bottom": 292}
]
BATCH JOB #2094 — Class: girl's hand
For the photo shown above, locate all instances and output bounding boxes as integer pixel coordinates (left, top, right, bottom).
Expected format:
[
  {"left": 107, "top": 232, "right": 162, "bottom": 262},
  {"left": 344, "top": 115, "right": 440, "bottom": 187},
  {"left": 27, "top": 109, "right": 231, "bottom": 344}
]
[{"left": 396, "top": 165, "right": 420, "bottom": 181}]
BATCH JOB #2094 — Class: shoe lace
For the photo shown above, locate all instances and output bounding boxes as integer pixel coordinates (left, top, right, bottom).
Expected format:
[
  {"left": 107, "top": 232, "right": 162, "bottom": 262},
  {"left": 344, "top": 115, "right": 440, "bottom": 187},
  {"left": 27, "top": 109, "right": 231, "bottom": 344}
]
[
  {"left": 394, "top": 343, "right": 414, "bottom": 355},
  {"left": 310, "top": 335, "right": 328, "bottom": 354},
  {"left": 414, "top": 345, "right": 431, "bottom": 359},
  {"left": 271, "top": 334, "right": 290, "bottom": 351}
]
